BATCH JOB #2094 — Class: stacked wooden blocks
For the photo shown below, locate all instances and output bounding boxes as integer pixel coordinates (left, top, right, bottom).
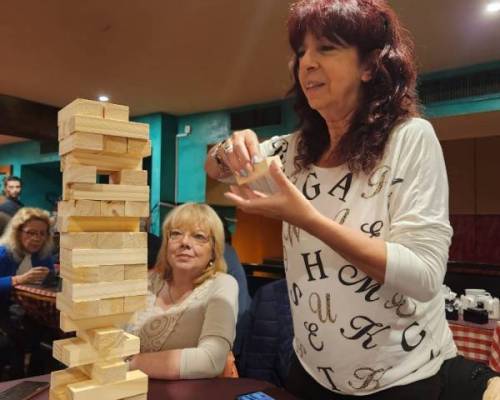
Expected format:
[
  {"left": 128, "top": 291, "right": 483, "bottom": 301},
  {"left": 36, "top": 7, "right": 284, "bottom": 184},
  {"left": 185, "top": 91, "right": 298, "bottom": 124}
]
[{"left": 51, "top": 99, "right": 150, "bottom": 400}]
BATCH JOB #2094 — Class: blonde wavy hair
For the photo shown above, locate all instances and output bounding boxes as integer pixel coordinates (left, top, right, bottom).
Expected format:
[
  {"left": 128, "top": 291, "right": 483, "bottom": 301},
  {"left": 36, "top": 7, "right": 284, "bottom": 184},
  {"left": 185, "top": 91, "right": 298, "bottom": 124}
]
[
  {"left": 155, "top": 203, "right": 227, "bottom": 286},
  {"left": 0, "top": 207, "right": 53, "bottom": 262}
]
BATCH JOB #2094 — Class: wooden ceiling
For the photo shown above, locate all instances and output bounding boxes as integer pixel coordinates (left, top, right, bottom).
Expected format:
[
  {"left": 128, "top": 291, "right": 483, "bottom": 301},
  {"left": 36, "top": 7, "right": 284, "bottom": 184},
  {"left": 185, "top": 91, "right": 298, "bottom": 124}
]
[{"left": 0, "top": 0, "right": 499, "bottom": 118}]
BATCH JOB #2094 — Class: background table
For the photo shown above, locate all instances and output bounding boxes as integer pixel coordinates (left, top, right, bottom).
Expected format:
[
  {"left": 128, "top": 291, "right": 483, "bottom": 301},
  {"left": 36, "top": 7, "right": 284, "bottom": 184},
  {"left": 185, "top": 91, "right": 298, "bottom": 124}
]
[
  {"left": 11, "top": 284, "right": 60, "bottom": 329},
  {"left": 448, "top": 317, "right": 500, "bottom": 372},
  {"left": 0, "top": 375, "right": 298, "bottom": 400}
]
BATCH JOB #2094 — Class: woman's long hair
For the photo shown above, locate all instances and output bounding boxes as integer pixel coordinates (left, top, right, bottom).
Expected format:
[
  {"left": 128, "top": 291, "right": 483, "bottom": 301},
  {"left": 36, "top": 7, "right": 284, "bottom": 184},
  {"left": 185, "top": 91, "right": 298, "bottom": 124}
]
[
  {"left": 288, "top": 0, "right": 420, "bottom": 174},
  {"left": 155, "top": 203, "right": 227, "bottom": 286},
  {"left": 0, "top": 207, "right": 53, "bottom": 262}
]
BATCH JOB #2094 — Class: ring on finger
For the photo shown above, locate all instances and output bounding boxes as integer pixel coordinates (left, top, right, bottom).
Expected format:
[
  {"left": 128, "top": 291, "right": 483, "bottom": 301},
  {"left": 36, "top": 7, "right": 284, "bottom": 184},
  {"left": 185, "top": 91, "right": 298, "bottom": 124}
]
[{"left": 222, "top": 139, "right": 233, "bottom": 154}]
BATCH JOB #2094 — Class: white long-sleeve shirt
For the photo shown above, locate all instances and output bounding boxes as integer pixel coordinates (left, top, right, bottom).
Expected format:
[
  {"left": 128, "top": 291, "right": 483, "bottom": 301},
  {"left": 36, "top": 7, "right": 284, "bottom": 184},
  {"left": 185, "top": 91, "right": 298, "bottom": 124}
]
[{"left": 260, "top": 118, "right": 456, "bottom": 395}]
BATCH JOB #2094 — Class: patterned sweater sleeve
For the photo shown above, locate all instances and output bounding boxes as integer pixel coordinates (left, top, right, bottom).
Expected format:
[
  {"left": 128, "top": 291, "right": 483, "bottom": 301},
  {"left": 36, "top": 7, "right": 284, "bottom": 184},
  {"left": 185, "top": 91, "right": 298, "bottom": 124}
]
[{"left": 384, "top": 119, "right": 453, "bottom": 302}]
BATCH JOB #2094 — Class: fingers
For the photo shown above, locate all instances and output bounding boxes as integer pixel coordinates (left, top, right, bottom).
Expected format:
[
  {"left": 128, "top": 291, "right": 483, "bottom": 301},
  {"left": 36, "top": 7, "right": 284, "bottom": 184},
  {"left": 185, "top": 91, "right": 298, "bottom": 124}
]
[{"left": 223, "top": 130, "right": 260, "bottom": 177}]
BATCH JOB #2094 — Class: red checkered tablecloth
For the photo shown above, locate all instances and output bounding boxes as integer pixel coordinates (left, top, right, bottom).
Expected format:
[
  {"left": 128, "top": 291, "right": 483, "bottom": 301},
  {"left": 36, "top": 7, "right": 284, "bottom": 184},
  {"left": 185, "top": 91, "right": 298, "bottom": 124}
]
[
  {"left": 490, "top": 322, "right": 500, "bottom": 372},
  {"left": 448, "top": 319, "right": 500, "bottom": 372}
]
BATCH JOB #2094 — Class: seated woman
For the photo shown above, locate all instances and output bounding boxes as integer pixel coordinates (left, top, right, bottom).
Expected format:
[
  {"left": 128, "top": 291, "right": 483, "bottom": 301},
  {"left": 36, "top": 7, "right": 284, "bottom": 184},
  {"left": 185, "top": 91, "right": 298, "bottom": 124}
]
[
  {"left": 0, "top": 207, "right": 54, "bottom": 295},
  {"left": 0, "top": 207, "right": 54, "bottom": 378},
  {"left": 127, "top": 203, "right": 239, "bottom": 380}
]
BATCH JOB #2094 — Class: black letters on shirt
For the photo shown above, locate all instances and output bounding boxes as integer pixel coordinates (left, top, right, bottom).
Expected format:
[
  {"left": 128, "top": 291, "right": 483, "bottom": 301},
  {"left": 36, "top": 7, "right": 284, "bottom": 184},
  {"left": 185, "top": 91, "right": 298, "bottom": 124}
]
[
  {"left": 302, "top": 172, "right": 321, "bottom": 200},
  {"left": 328, "top": 172, "right": 353, "bottom": 202},
  {"left": 302, "top": 251, "right": 329, "bottom": 281}
]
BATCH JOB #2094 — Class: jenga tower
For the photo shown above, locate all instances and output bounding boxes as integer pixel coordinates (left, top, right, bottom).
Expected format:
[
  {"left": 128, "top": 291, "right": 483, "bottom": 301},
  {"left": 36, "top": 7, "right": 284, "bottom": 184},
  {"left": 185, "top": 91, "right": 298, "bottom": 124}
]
[{"left": 49, "top": 99, "right": 150, "bottom": 400}]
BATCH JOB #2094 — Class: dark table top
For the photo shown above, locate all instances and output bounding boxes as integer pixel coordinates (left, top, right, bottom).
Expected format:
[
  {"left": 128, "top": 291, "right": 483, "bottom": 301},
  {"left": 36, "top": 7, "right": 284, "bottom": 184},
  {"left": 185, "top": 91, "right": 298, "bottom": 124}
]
[{"left": 0, "top": 374, "right": 298, "bottom": 400}]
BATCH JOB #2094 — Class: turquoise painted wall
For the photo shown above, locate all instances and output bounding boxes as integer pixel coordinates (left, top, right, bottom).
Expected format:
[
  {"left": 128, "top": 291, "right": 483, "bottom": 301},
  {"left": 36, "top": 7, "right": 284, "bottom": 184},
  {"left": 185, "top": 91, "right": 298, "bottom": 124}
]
[
  {"left": 175, "top": 99, "right": 297, "bottom": 203},
  {"left": 0, "top": 141, "right": 60, "bottom": 209},
  {"left": 132, "top": 113, "right": 179, "bottom": 236}
]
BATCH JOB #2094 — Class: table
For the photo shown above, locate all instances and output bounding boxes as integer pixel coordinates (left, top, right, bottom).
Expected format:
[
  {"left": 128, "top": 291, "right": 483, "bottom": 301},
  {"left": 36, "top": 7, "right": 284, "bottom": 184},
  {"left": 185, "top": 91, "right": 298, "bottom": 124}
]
[
  {"left": 448, "top": 317, "right": 500, "bottom": 372},
  {"left": 0, "top": 375, "right": 298, "bottom": 400},
  {"left": 11, "top": 284, "right": 60, "bottom": 329}
]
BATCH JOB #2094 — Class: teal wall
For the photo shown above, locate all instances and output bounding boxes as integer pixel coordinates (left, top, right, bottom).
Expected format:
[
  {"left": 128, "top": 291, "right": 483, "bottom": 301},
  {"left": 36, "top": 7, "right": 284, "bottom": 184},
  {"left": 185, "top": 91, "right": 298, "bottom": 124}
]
[
  {"left": 0, "top": 141, "right": 60, "bottom": 210},
  {"left": 419, "top": 60, "right": 500, "bottom": 118},
  {"left": 175, "top": 99, "right": 297, "bottom": 204}
]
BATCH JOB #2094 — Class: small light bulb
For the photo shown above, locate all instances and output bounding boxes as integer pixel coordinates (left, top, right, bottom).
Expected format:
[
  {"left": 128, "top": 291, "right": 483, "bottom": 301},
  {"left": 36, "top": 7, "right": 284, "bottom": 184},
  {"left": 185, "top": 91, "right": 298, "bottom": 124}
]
[
  {"left": 486, "top": 2, "right": 500, "bottom": 13},
  {"left": 98, "top": 95, "right": 109, "bottom": 102}
]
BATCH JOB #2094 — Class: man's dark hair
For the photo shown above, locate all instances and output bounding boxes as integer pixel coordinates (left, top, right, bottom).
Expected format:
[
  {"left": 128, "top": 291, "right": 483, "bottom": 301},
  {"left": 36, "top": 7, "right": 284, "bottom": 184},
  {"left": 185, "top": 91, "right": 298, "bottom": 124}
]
[{"left": 3, "top": 176, "right": 22, "bottom": 186}]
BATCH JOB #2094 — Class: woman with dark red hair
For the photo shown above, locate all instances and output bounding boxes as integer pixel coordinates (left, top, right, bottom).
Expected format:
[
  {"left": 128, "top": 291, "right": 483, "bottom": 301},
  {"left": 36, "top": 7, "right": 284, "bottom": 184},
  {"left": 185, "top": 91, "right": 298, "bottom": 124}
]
[{"left": 205, "top": 0, "right": 499, "bottom": 398}]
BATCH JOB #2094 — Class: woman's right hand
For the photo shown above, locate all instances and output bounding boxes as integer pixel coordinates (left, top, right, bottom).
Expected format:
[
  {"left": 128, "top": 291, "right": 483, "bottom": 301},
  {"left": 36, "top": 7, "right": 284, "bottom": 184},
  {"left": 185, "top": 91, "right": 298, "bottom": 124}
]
[
  {"left": 16, "top": 266, "right": 50, "bottom": 285},
  {"left": 221, "top": 129, "right": 262, "bottom": 177}
]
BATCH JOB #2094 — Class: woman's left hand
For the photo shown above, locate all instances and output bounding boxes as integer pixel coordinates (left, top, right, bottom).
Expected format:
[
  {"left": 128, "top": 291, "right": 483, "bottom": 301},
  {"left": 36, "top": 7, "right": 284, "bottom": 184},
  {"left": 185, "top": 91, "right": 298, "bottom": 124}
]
[
  {"left": 483, "top": 377, "right": 500, "bottom": 400},
  {"left": 224, "top": 161, "right": 320, "bottom": 229}
]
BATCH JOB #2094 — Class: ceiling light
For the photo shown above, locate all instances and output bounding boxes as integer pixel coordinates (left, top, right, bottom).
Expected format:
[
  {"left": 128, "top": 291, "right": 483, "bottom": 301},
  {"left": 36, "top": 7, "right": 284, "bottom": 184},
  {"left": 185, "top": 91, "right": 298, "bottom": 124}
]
[
  {"left": 486, "top": 2, "right": 500, "bottom": 13},
  {"left": 98, "top": 95, "right": 109, "bottom": 102}
]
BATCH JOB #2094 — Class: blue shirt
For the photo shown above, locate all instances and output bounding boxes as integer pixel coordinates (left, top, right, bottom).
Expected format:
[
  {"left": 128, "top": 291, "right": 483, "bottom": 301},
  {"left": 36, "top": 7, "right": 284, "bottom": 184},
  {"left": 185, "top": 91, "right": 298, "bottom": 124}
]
[
  {"left": 0, "top": 244, "right": 54, "bottom": 295},
  {"left": 224, "top": 244, "right": 251, "bottom": 322}
]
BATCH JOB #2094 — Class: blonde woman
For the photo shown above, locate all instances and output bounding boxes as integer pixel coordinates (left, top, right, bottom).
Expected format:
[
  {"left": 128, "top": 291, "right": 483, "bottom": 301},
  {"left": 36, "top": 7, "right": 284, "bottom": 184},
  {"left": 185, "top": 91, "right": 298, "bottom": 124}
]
[
  {"left": 0, "top": 207, "right": 54, "bottom": 295},
  {"left": 0, "top": 207, "right": 54, "bottom": 378},
  {"left": 127, "top": 203, "right": 238, "bottom": 380}
]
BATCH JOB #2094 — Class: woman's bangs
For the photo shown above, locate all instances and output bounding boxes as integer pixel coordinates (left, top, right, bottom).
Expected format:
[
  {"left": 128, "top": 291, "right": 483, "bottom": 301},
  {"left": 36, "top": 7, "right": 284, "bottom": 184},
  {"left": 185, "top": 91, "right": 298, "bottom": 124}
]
[{"left": 289, "top": 1, "right": 362, "bottom": 52}]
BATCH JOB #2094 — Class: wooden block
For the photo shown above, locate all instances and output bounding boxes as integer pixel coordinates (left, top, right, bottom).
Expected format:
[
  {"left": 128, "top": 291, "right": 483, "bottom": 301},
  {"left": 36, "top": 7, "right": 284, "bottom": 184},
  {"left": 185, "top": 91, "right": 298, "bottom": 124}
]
[
  {"left": 60, "top": 232, "right": 99, "bottom": 249},
  {"left": 60, "top": 264, "right": 124, "bottom": 283},
  {"left": 110, "top": 170, "right": 147, "bottom": 186},
  {"left": 103, "top": 136, "right": 128, "bottom": 153},
  {"left": 57, "top": 293, "right": 124, "bottom": 319},
  {"left": 57, "top": 216, "right": 140, "bottom": 233},
  {"left": 53, "top": 333, "right": 139, "bottom": 367},
  {"left": 59, "top": 312, "right": 135, "bottom": 332},
  {"left": 61, "top": 247, "right": 147, "bottom": 266},
  {"left": 124, "top": 295, "right": 147, "bottom": 313},
  {"left": 66, "top": 183, "right": 149, "bottom": 202},
  {"left": 51, "top": 367, "right": 89, "bottom": 389},
  {"left": 124, "top": 201, "right": 149, "bottom": 217},
  {"left": 124, "top": 264, "right": 148, "bottom": 280},
  {"left": 127, "top": 139, "right": 151, "bottom": 157},
  {"left": 63, "top": 165, "right": 97, "bottom": 184},
  {"left": 67, "top": 370, "right": 147, "bottom": 400},
  {"left": 103, "top": 103, "right": 129, "bottom": 121},
  {"left": 80, "top": 327, "right": 125, "bottom": 351},
  {"left": 101, "top": 201, "right": 125, "bottom": 217},
  {"left": 97, "top": 232, "right": 147, "bottom": 249},
  {"left": 79, "top": 360, "right": 128, "bottom": 384},
  {"left": 58, "top": 200, "right": 101, "bottom": 217},
  {"left": 59, "top": 132, "right": 104, "bottom": 155},
  {"left": 66, "top": 115, "right": 149, "bottom": 140},
  {"left": 235, "top": 155, "right": 282, "bottom": 185},
  {"left": 63, "top": 279, "right": 147, "bottom": 302},
  {"left": 58, "top": 99, "right": 104, "bottom": 127},
  {"left": 62, "top": 151, "right": 142, "bottom": 173},
  {"left": 60, "top": 232, "right": 146, "bottom": 249},
  {"left": 49, "top": 387, "right": 69, "bottom": 400}
]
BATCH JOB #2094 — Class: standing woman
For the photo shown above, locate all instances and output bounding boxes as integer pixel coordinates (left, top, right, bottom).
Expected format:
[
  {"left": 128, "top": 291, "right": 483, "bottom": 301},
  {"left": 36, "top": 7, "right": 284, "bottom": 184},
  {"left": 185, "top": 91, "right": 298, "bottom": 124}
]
[
  {"left": 205, "top": 0, "right": 499, "bottom": 398},
  {"left": 127, "top": 203, "right": 238, "bottom": 380}
]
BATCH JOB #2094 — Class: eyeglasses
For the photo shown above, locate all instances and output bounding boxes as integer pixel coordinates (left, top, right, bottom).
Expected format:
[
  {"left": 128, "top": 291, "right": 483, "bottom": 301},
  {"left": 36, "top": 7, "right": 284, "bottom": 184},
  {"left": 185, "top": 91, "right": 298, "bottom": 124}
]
[
  {"left": 21, "top": 229, "right": 48, "bottom": 239},
  {"left": 168, "top": 229, "right": 211, "bottom": 245}
]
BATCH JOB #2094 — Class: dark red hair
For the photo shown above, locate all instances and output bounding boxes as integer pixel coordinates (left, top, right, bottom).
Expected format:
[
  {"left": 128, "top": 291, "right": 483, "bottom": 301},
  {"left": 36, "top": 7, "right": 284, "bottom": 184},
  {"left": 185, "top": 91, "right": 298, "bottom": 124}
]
[{"left": 288, "top": 0, "right": 419, "bottom": 174}]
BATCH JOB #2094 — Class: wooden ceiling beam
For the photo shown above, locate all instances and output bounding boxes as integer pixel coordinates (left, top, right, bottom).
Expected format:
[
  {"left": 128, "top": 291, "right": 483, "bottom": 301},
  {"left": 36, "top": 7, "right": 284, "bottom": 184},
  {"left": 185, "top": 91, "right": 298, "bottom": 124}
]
[{"left": 0, "top": 94, "right": 58, "bottom": 142}]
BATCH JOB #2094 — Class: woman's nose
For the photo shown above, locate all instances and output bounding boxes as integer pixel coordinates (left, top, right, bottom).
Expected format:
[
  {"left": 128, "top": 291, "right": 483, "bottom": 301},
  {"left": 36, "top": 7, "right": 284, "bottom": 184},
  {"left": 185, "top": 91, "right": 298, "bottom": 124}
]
[
  {"left": 179, "top": 234, "right": 192, "bottom": 246},
  {"left": 301, "top": 49, "right": 318, "bottom": 70}
]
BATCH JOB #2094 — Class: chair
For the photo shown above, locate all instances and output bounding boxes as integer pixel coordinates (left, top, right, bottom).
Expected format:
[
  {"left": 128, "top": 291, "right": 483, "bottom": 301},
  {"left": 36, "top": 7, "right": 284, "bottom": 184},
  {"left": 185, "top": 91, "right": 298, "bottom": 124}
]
[{"left": 236, "top": 279, "right": 294, "bottom": 387}]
